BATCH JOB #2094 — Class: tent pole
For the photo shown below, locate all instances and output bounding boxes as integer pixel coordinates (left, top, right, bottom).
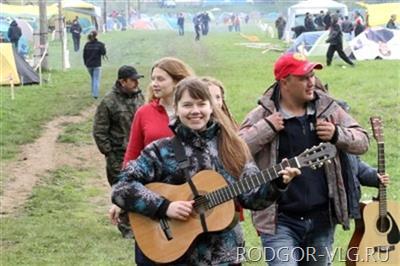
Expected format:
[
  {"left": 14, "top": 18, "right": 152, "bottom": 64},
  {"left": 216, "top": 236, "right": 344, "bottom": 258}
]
[
  {"left": 10, "top": 77, "right": 15, "bottom": 100},
  {"left": 39, "top": 64, "right": 42, "bottom": 86}
]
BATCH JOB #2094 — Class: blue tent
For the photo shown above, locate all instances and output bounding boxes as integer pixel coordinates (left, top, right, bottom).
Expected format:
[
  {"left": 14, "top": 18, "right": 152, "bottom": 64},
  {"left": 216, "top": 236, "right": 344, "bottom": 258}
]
[{"left": 287, "top": 31, "right": 326, "bottom": 53}]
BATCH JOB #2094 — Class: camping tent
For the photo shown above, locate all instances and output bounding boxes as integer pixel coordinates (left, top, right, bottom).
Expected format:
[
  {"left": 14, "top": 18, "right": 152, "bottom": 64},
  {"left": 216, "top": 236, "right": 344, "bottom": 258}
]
[
  {"left": 348, "top": 27, "right": 400, "bottom": 60},
  {"left": 0, "top": 43, "right": 39, "bottom": 85},
  {"left": 356, "top": 2, "right": 400, "bottom": 27},
  {"left": 287, "top": 30, "right": 351, "bottom": 56},
  {"left": 284, "top": 0, "right": 348, "bottom": 41}
]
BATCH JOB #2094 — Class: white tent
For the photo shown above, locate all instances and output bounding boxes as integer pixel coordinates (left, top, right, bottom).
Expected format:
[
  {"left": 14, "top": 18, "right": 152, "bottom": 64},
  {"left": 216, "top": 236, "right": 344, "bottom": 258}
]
[{"left": 284, "top": 0, "right": 348, "bottom": 42}]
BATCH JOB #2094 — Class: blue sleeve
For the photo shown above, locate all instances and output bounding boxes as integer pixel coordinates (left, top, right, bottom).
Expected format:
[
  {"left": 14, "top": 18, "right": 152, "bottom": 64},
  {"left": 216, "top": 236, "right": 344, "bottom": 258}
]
[
  {"left": 111, "top": 141, "right": 169, "bottom": 218},
  {"left": 357, "top": 159, "right": 379, "bottom": 188}
]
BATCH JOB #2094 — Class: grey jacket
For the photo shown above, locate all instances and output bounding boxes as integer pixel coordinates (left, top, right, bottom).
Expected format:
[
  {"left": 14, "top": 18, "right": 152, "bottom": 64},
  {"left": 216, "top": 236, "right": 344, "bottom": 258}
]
[{"left": 239, "top": 83, "right": 369, "bottom": 234}]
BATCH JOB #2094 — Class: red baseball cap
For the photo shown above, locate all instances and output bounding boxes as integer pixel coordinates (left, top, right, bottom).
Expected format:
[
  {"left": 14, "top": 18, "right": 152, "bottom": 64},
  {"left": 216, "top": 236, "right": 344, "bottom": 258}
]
[{"left": 274, "top": 53, "right": 323, "bottom": 80}]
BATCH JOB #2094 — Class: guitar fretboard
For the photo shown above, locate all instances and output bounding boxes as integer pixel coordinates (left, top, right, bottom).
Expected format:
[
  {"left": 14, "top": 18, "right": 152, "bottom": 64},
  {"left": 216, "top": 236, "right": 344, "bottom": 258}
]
[
  {"left": 205, "top": 158, "right": 298, "bottom": 208},
  {"left": 377, "top": 142, "right": 387, "bottom": 218}
]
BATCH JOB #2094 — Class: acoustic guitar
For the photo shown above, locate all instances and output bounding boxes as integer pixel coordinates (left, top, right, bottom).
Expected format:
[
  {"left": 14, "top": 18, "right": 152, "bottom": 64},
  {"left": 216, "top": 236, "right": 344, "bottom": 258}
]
[
  {"left": 347, "top": 116, "right": 400, "bottom": 265},
  {"left": 128, "top": 142, "right": 336, "bottom": 263}
]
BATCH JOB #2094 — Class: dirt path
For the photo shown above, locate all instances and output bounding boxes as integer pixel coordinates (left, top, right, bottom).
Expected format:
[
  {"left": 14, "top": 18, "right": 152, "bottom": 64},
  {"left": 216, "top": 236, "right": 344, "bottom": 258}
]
[{"left": 0, "top": 106, "right": 107, "bottom": 216}]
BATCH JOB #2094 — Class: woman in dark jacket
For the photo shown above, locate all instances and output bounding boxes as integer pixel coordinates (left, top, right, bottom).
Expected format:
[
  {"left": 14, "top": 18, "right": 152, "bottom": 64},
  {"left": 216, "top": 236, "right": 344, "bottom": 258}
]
[
  {"left": 326, "top": 15, "right": 354, "bottom": 66},
  {"left": 7, "top": 20, "right": 22, "bottom": 49},
  {"left": 83, "top": 31, "right": 106, "bottom": 99},
  {"left": 112, "top": 77, "right": 300, "bottom": 265}
]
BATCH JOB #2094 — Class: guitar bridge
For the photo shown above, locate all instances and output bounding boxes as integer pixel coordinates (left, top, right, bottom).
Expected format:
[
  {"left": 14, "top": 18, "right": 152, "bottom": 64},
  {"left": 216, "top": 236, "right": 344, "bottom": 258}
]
[{"left": 160, "top": 218, "right": 173, "bottom": 241}]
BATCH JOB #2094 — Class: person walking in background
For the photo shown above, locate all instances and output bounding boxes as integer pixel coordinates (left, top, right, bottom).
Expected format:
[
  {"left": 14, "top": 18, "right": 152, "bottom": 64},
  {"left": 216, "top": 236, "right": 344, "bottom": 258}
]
[
  {"left": 275, "top": 15, "right": 286, "bottom": 40},
  {"left": 70, "top": 19, "right": 82, "bottom": 52},
  {"left": 93, "top": 65, "right": 145, "bottom": 186},
  {"left": 386, "top": 14, "right": 398, "bottom": 29},
  {"left": 177, "top": 13, "right": 184, "bottom": 36},
  {"left": 234, "top": 14, "right": 241, "bottom": 32},
  {"left": 326, "top": 15, "right": 355, "bottom": 67},
  {"left": 323, "top": 11, "right": 332, "bottom": 30},
  {"left": 304, "top": 12, "right": 316, "bottom": 32},
  {"left": 314, "top": 10, "right": 325, "bottom": 30},
  {"left": 239, "top": 52, "right": 369, "bottom": 265},
  {"left": 201, "top": 11, "right": 211, "bottom": 36},
  {"left": 93, "top": 65, "right": 144, "bottom": 238},
  {"left": 193, "top": 14, "right": 201, "bottom": 41},
  {"left": 111, "top": 77, "right": 300, "bottom": 265},
  {"left": 354, "top": 11, "right": 365, "bottom": 37},
  {"left": 7, "top": 20, "right": 22, "bottom": 49},
  {"left": 83, "top": 31, "right": 106, "bottom": 99},
  {"left": 341, "top": 16, "right": 354, "bottom": 41}
]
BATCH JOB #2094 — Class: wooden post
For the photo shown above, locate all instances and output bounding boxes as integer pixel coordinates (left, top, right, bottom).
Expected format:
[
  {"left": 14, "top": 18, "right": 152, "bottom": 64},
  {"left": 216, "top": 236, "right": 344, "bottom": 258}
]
[
  {"left": 103, "top": 0, "right": 107, "bottom": 32},
  {"left": 9, "top": 75, "right": 15, "bottom": 100},
  {"left": 58, "top": 0, "right": 65, "bottom": 71},
  {"left": 38, "top": 0, "right": 49, "bottom": 70}
]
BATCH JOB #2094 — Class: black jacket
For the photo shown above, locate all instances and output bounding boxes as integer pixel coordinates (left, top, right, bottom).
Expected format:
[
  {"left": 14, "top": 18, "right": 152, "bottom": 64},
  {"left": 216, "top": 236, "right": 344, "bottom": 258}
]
[
  {"left": 70, "top": 23, "right": 82, "bottom": 38},
  {"left": 83, "top": 40, "right": 106, "bottom": 68},
  {"left": 7, "top": 21, "right": 22, "bottom": 42},
  {"left": 326, "top": 23, "right": 342, "bottom": 46}
]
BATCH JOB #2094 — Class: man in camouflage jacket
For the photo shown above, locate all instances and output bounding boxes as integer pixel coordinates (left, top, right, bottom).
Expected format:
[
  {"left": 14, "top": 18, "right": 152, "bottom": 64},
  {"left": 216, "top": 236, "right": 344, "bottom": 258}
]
[{"left": 93, "top": 65, "right": 145, "bottom": 185}]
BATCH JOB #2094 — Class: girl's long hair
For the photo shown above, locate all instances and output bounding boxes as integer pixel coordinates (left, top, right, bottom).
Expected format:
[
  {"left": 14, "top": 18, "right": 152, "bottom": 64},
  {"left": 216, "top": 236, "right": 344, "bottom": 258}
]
[
  {"left": 175, "top": 77, "right": 250, "bottom": 178},
  {"left": 200, "top": 76, "right": 238, "bottom": 130},
  {"left": 146, "top": 57, "right": 194, "bottom": 102}
]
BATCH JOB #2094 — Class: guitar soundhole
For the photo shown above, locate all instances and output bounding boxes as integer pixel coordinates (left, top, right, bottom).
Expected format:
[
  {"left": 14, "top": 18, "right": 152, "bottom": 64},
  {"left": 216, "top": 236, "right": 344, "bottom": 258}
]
[
  {"left": 193, "top": 194, "right": 212, "bottom": 217},
  {"left": 376, "top": 216, "right": 391, "bottom": 233}
]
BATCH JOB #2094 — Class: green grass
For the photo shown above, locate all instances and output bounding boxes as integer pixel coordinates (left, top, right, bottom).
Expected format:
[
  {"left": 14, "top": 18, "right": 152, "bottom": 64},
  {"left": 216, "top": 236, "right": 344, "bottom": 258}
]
[
  {"left": 1, "top": 166, "right": 133, "bottom": 265},
  {"left": 57, "top": 119, "right": 94, "bottom": 145},
  {"left": 1, "top": 28, "right": 399, "bottom": 265}
]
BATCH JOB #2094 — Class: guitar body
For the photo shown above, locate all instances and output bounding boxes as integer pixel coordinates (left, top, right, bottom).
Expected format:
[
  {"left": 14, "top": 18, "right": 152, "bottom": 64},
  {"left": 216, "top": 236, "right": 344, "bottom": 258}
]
[
  {"left": 128, "top": 170, "right": 235, "bottom": 264},
  {"left": 125, "top": 143, "right": 336, "bottom": 263},
  {"left": 347, "top": 201, "right": 400, "bottom": 265}
]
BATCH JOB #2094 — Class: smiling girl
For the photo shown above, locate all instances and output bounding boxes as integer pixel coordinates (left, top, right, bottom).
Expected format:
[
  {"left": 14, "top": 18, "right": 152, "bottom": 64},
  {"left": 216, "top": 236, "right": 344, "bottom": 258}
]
[{"left": 112, "top": 77, "right": 300, "bottom": 265}]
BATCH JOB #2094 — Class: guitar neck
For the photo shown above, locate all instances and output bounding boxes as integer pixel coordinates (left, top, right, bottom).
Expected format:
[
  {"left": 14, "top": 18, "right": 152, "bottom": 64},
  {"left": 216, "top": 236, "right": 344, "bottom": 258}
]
[
  {"left": 377, "top": 142, "right": 387, "bottom": 218},
  {"left": 206, "top": 158, "right": 299, "bottom": 208}
]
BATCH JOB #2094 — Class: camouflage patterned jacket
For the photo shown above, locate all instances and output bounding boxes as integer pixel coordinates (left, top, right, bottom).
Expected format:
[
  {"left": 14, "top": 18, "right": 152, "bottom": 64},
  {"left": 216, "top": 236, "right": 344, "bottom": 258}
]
[
  {"left": 93, "top": 82, "right": 144, "bottom": 155},
  {"left": 112, "top": 121, "right": 284, "bottom": 265},
  {"left": 239, "top": 83, "right": 369, "bottom": 234}
]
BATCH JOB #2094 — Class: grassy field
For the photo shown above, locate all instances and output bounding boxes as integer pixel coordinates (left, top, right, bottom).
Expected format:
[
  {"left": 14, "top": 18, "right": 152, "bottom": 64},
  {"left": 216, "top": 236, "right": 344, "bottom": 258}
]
[{"left": 1, "top": 24, "right": 399, "bottom": 265}]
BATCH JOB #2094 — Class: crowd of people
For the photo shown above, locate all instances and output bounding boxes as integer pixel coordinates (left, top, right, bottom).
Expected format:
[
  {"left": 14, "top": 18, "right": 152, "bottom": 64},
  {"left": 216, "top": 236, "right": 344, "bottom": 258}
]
[
  {"left": 276, "top": 10, "right": 398, "bottom": 41},
  {"left": 89, "top": 49, "right": 390, "bottom": 265}
]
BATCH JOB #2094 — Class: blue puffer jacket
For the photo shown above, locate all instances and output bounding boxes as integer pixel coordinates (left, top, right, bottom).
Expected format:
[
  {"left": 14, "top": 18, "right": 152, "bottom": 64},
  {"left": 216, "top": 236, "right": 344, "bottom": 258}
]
[{"left": 341, "top": 152, "right": 379, "bottom": 219}]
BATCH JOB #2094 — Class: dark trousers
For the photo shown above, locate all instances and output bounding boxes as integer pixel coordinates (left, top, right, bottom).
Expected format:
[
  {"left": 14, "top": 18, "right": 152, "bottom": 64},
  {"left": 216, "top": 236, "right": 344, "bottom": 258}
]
[
  {"left": 105, "top": 151, "right": 124, "bottom": 186},
  {"left": 11, "top": 40, "right": 19, "bottom": 49},
  {"left": 195, "top": 26, "right": 200, "bottom": 41},
  {"left": 72, "top": 35, "right": 80, "bottom": 51},
  {"left": 178, "top": 25, "right": 184, "bottom": 36},
  {"left": 326, "top": 43, "right": 354, "bottom": 66}
]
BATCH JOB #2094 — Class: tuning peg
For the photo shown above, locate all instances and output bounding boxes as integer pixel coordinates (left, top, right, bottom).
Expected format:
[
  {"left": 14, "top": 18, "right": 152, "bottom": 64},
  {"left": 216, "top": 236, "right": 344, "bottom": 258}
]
[
  {"left": 327, "top": 160, "right": 331, "bottom": 164},
  {"left": 319, "top": 162, "right": 324, "bottom": 168},
  {"left": 311, "top": 165, "right": 316, "bottom": 170}
]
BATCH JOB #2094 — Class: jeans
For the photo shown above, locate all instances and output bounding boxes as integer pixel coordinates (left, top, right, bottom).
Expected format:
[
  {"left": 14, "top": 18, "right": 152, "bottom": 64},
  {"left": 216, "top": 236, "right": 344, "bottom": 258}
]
[
  {"left": 72, "top": 36, "right": 80, "bottom": 51},
  {"left": 260, "top": 213, "right": 334, "bottom": 266},
  {"left": 178, "top": 25, "right": 184, "bottom": 36},
  {"left": 87, "top": 67, "right": 101, "bottom": 98}
]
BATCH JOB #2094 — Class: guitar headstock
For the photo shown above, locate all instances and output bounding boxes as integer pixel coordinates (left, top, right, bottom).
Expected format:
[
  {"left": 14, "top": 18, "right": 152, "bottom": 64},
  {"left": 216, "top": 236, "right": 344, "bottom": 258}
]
[
  {"left": 370, "top": 116, "right": 384, "bottom": 143},
  {"left": 296, "top": 143, "right": 337, "bottom": 170}
]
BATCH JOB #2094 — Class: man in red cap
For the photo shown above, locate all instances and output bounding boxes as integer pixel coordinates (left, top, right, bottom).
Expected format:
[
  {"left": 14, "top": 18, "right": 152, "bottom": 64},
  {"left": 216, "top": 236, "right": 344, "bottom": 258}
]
[{"left": 239, "top": 53, "right": 369, "bottom": 265}]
